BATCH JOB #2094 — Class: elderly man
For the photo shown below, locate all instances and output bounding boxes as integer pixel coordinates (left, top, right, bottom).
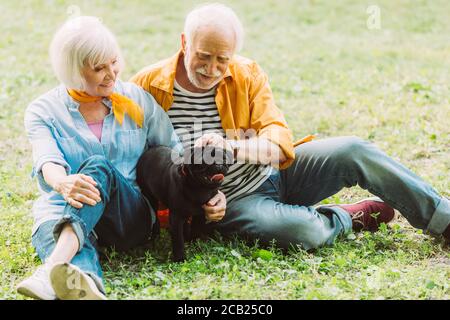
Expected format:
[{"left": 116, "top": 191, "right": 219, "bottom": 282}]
[{"left": 131, "top": 3, "right": 450, "bottom": 250}]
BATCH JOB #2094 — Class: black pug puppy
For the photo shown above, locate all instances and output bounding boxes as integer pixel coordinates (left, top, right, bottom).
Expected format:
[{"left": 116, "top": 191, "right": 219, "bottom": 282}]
[{"left": 136, "top": 145, "right": 233, "bottom": 262}]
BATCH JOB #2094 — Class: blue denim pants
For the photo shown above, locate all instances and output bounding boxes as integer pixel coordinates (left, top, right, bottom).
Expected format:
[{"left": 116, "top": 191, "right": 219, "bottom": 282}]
[
  {"left": 209, "top": 136, "right": 450, "bottom": 250},
  {"left": 31, "top": 155, "right": 156, "bottom": 291}
]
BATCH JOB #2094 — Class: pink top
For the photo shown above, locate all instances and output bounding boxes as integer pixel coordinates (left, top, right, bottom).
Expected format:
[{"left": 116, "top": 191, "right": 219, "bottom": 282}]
[{"left": 87, "top": 120, "right": 104, "bottom": 142}]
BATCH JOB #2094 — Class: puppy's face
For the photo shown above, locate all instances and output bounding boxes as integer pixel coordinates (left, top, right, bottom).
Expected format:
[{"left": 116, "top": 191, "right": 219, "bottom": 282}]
[{"left": 182, "top": 146, "right": 233, "bottom": 187}]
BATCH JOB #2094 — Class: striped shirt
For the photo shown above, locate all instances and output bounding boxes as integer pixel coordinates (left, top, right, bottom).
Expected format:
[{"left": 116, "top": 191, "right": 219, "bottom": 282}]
[{"left": 167, "top": 80, "right": 272, "bottom": 203}]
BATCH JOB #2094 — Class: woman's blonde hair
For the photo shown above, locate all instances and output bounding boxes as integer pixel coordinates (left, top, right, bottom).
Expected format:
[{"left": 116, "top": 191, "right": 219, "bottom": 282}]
[{"left": 49, "top": 16, "right": 124, "bottom": 90}]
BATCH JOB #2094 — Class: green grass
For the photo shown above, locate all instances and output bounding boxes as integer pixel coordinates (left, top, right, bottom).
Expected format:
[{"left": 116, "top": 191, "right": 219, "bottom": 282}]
[{"left": 0, "top": 0, "right": 449, "bottom": 299}]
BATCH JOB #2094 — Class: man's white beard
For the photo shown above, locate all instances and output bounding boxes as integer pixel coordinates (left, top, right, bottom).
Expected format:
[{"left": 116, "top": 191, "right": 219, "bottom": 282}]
[{"left": 184, "top": 51, "right": 222, "bottom": 90}]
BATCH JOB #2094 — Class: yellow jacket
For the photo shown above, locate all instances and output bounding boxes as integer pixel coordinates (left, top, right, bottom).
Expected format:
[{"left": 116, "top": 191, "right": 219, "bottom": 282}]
[{"left": 130, "top": 50, "right": 298, "bottom": 169}]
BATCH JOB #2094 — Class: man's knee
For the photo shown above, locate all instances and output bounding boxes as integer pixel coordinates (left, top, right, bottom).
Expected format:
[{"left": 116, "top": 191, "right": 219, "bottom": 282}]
[{"left": 330, "top": 136, "right": 370, "bottom": 163}]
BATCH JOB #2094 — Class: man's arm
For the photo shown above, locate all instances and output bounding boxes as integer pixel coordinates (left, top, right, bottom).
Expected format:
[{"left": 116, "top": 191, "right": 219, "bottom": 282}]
[
  {"left": 229, "top": 136, "right": 287, "bottom": 167},
  {"left": 195, "top": 131, "right": 287, "bottom": 168}
]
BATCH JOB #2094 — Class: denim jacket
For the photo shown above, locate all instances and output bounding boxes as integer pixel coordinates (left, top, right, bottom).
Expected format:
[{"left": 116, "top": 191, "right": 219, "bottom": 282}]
[{"left": 24, "top": 80, "right": 182, "bottom": 234}]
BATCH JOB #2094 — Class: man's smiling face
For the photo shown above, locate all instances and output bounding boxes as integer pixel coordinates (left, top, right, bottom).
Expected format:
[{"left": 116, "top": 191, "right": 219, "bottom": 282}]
[{"left": 183, "top": 26, "right": 235, "bottom": 91}]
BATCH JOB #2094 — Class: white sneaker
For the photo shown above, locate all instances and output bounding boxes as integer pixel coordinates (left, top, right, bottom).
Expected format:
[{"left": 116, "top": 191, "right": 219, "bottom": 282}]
[
  {"left": 49, "top": 262, "right": 107, "bottom": 300},
  {"left": 17, "top": 264, "right": 56, "bottom": 300}
]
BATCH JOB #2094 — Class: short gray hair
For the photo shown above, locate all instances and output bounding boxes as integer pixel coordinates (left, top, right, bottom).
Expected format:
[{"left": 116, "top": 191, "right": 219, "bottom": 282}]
[
  {"left": 184, "top": 3, "right": 244, "bottom": 52},
  {"left": 49, "top": 16, "right": 124, "bottom": 90}
]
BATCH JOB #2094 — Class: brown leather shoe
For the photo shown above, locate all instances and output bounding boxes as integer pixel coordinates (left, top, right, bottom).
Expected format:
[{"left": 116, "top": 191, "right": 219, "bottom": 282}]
[{"left": 337, "top": 198, "right": 395, "bottom": 232}]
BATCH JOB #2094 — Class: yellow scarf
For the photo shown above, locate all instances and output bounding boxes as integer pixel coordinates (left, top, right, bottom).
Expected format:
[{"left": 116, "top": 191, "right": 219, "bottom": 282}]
[{"left": 67, "top": 89, "right": 144, "bottom": 128}]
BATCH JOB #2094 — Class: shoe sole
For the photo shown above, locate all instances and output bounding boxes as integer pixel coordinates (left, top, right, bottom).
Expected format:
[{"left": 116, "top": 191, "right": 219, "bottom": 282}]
[
  {"left": 50, "top": 263, "right": 107, "bottom": 300},
  {"left": 316, "top": 196, "right": 385, "bottom": 209},
  {"left": 353, "top": 196, "right": 383, "bottom": 204}
]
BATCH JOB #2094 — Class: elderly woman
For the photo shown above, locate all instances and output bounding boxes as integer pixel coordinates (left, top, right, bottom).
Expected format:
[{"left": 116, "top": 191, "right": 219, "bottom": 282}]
[{"left": 17, "top": 16, "right": 181, "bottom": 300}]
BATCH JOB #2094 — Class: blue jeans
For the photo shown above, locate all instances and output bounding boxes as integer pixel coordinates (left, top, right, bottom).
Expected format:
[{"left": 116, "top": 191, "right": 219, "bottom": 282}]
[
  {"left": 209, "top": 136, "right": 450, "bottom": 250},
  {"left": 31, "top": 155, "right": 156, "bottom": 291}
]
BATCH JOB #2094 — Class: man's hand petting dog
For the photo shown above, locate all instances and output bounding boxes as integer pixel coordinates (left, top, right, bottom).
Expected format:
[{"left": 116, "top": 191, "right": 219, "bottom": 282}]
[
  {"left": 194, "top": 133, "right": 234, "bottom": 155},
  {"left": 203, "top": 190, "right": 226, "bottom": 223}
]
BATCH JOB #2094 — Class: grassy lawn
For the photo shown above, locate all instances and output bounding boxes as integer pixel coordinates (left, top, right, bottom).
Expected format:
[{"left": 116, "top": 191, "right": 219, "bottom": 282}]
[{"left": 0, "top": 0, "right": 449, "bottom": 299}]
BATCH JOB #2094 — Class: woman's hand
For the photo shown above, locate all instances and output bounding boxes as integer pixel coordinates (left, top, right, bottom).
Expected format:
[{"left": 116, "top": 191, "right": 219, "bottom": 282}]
[
  {"left": 202, "top": 190, "right": 227, "bottom": 222},
  {"left": 54, "top": 174, "right": 102, "bottom": 209}
]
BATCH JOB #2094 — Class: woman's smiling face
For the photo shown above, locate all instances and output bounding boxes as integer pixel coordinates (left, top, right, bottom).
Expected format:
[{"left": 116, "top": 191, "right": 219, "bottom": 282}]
[{"left": 81, "top": 56, "right": 120, "bottom": 97}]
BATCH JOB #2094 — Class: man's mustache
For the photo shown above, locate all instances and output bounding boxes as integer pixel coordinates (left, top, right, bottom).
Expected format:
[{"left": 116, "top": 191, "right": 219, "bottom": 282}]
[{"left": 196, "top": 67, "right": 222, "bottom": 78}]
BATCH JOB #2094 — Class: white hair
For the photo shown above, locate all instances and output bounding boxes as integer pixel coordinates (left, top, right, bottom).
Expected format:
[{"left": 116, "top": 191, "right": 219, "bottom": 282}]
[
  {"left": 184, "top": 3, "right": 244, "bottom": 52},
  {"left": 49, "top": 16, "right": 124, "bottom": 90}
]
